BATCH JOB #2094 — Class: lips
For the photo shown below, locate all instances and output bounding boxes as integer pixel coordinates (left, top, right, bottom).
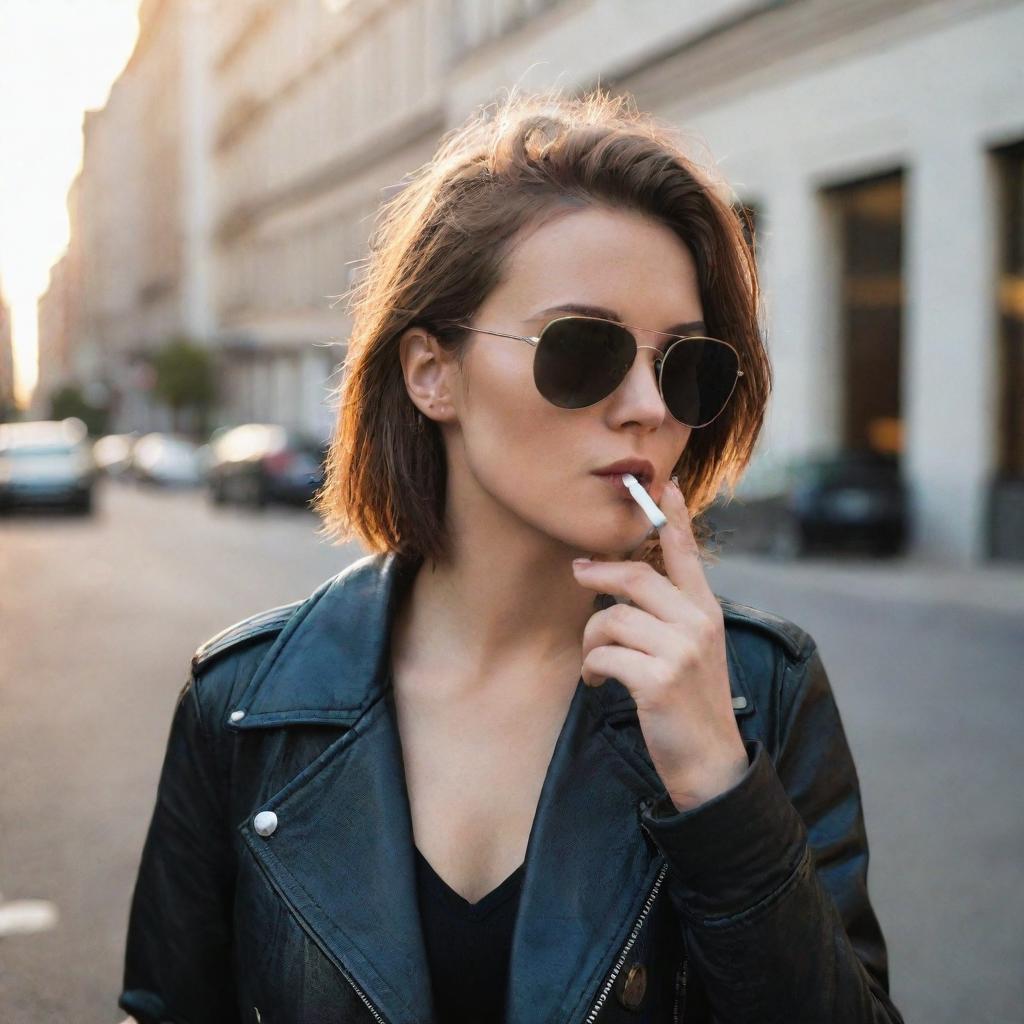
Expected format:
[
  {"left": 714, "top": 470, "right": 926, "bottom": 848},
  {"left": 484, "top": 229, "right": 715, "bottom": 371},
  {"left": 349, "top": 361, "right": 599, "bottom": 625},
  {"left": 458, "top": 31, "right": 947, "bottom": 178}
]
[{"left": 592, "top": 458, "right": 656, "bottom": 488}]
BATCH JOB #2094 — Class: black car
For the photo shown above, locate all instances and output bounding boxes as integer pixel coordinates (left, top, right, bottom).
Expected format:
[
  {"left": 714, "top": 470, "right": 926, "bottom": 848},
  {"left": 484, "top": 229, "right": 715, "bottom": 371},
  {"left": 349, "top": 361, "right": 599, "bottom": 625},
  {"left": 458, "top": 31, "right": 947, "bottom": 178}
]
[
  {"left": 0, "top": 418, "right": 97, "bottom": 514},
  {"left": 708, "top": 449, "right": 909, "bottom": 558},
  {"left": 204, "top": 423, "right": 328, "bottom": 509},
  {"left": 783, "top": 450, "right": 908, "bottom": 556}
]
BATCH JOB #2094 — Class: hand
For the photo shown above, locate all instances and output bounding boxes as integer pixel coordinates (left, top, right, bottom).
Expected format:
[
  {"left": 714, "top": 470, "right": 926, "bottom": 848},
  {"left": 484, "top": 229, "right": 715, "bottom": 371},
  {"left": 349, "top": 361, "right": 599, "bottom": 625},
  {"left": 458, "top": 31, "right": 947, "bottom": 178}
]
[{"left": 572, "top": 478, "right": 749, "bottom": 811}]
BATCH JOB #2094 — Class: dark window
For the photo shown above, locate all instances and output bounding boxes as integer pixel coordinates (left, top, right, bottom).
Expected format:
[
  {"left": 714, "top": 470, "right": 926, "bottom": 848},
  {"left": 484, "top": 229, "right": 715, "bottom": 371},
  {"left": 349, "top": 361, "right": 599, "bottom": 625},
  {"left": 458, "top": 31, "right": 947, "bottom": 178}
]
[
  {"left": 823, "top": 170, "right": 904, "bottom": 459},
  {"left": 994, "top": 141, "right": 1024, "bottom": 479}
]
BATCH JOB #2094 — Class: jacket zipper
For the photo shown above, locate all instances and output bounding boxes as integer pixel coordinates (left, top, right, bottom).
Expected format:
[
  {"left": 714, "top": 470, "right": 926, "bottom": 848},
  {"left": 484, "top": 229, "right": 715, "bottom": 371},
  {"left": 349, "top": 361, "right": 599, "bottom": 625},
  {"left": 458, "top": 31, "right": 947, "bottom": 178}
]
[
  {"left": 582, "top": 860, "right": 669, "bottom": 1023},
  {"left": 339, "top": 971, "right": 389, "bottom": 1024},
  {"left": 249, "top": 849, "right": 390, "bottom": 1023}
]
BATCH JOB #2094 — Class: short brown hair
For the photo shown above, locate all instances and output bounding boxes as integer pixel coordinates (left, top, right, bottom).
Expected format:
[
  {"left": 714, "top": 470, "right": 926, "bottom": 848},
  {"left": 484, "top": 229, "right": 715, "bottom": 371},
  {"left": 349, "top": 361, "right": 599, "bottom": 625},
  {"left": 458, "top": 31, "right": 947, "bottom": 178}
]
[{"left": 313, "top": 85, "right": 772, "bottom": 573}]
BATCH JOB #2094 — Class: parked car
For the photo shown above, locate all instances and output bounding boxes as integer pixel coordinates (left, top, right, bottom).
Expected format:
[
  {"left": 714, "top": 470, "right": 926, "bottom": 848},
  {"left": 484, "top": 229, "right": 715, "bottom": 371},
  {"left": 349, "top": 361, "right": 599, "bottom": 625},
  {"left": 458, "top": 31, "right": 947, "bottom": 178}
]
[
  {"left": 130, "top": 433, "right": 202, "bottom": 486},
  {"left": 92, "top": 432, "right": 139, "bottom": 477},
  {"left": 783, "top": 450, "right": 908, "bottom": 556},
  {"left": 0, "top": 418, "right": 97, "bottom": 514},
  {"left": 205, "top": 423, "right": 328, "bottom": 509},
  {"left": 708, "top": 449, "right": 909, "bottom": 558}
]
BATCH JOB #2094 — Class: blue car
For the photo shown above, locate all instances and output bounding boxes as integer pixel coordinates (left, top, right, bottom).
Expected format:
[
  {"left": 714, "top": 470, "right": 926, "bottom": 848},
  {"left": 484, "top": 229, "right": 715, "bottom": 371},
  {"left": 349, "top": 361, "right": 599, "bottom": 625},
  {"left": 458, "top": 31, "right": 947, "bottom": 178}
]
[{"left": 0, "top": 418, "right": 97, "bottom": 515}]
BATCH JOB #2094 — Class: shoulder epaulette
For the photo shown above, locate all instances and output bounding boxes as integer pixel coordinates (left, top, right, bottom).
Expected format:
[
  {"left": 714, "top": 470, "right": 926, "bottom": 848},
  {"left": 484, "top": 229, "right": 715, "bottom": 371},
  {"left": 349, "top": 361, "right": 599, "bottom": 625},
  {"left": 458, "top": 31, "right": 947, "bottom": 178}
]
[
  {"left": 717, "top": 595, "right": 813, "bottom": 661},
  {"left": 191, "top": 600, "right": 303, "bottom": 673}
]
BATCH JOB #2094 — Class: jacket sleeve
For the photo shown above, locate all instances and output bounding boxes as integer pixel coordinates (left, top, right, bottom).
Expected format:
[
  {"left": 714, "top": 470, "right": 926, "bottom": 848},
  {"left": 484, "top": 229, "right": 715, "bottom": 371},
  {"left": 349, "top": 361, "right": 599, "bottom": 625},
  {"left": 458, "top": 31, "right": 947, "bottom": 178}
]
[
  {"left": 638, "top": 639, "right": 905, "bottom": 1024},
  {"left": 118, "top": 671, "right": 242, "bottom": 1024}
]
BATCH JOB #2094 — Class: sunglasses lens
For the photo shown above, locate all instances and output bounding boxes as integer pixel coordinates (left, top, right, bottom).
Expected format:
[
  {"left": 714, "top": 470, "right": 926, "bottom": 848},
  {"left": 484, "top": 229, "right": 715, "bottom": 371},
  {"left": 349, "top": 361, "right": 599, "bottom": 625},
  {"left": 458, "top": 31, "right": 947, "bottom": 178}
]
[
  {"left": 534, "top": 317, "right": 740, "bottom": 427},
  {"left": 660, "top": 338, "right": 740, "bottom": 427},
  {"left": 534, "top": 318, "right": 635, "bottom": 409}
]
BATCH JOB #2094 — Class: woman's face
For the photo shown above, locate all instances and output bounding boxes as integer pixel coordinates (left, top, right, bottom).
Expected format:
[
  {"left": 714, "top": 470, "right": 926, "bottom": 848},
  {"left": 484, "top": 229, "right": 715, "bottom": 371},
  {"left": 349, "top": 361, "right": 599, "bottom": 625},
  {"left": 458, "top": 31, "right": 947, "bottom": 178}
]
[{"left": 424, "top": 204, "right": 704, "bottom": 560}]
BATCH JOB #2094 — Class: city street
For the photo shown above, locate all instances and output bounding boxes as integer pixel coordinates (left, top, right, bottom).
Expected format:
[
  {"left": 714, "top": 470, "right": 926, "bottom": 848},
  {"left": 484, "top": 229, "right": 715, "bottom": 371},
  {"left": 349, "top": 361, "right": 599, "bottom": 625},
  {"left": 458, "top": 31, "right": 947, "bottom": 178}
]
[{"left": 1, "top": 480, "right": 1021, "bottom": 1023}]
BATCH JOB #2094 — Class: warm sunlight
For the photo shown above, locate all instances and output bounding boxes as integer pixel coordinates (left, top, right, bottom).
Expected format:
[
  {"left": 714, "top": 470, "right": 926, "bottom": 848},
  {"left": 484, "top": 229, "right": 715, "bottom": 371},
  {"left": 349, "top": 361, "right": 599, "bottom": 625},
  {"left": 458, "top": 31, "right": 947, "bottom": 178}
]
[{"left": 0, "top": 0, "right": 141, "bottom": 408}]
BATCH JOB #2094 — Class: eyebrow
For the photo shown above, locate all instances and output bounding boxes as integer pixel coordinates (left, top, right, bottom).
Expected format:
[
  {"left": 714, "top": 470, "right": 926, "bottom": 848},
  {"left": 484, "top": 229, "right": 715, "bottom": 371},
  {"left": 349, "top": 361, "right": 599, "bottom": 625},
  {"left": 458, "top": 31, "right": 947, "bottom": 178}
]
[{"left": 528, "top": 303, "right": 706, "bottom": 337}]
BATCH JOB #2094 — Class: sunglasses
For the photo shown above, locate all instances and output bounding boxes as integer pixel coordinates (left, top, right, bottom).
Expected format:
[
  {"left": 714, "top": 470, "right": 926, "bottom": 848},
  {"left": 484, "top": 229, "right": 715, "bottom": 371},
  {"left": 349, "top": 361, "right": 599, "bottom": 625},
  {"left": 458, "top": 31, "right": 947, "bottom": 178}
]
[{"left": 450, "top": 315, "right": 744, "bottom": 428}]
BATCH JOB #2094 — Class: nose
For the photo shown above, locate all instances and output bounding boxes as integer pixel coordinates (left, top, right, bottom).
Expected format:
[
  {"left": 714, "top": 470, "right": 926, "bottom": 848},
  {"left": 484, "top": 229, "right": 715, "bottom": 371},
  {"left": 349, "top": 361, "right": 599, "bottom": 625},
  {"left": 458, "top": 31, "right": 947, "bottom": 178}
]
[{"left": 609, "top": 344, "right": 668, "bottom": 424}]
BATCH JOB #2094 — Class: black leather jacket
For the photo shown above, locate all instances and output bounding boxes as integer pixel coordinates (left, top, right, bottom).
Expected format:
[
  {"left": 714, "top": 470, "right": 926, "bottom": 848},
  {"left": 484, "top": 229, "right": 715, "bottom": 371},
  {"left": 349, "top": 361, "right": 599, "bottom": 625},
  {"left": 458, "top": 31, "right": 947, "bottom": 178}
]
[{"left": 119, "top": 550, "right": 905, "bottom": 1023}]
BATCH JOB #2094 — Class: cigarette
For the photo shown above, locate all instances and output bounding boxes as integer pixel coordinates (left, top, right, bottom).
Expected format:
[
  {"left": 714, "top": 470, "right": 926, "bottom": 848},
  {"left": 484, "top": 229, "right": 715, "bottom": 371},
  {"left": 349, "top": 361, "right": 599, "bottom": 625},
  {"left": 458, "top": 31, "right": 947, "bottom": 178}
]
[{"left": 621, "top": 472, "right": 667, "bottom": 530}]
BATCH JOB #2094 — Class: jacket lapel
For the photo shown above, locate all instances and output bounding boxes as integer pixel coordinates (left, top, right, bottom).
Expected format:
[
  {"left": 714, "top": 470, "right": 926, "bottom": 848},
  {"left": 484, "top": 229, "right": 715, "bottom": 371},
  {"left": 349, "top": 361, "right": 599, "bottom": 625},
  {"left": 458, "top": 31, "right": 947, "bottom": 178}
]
[
  {"left": 225, "top": 549, "right": 756, "bottom": 1024},
  {"left": 229, "top": 551, "right": 433, "bottom": 1023}
]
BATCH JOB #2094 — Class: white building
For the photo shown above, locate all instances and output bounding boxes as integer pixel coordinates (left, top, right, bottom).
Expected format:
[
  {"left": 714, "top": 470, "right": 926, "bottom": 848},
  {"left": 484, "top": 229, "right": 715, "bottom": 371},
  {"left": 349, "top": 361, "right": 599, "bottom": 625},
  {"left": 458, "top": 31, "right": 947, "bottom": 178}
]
[{"left": 445, "top": 0, "right": 1024, "bottom": 563}]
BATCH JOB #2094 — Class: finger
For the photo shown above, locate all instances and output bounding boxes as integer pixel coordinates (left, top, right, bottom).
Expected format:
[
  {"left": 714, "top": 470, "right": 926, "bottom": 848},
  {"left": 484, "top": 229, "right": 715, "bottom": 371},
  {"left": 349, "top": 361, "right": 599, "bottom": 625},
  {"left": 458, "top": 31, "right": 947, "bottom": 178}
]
[
  {"left": 572, "top": 558, "right": 682, "bottom": 621},
  {"left": 580, "top": 601, "right": 675, "bottom": 668},
  {"left": 655, "top": 479, "right": 716, "bottom": 601},
  {"left": 580, "top": 642, "right": 652, "bottom": 690}
]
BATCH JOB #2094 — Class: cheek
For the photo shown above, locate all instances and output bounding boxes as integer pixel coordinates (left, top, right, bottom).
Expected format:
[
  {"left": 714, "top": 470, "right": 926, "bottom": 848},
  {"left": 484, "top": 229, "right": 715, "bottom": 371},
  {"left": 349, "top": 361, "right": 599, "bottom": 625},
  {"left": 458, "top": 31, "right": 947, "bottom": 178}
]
[
  {"left": 462, "top": 353, "right": 573, "bottom": 482},
  {"left": 458, "top": 396, "right": 634, "bottom": 554}
]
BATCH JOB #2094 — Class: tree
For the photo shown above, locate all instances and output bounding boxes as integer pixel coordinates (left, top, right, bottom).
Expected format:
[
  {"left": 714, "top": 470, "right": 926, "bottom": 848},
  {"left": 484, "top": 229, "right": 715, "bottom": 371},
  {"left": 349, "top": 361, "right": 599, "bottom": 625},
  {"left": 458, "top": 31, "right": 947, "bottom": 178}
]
[
  {"left": 151, "top": 335, "right": 218, "bottom": 437},
  {"left": 49, "top": 383, "right": 109, "bottom": 436}
]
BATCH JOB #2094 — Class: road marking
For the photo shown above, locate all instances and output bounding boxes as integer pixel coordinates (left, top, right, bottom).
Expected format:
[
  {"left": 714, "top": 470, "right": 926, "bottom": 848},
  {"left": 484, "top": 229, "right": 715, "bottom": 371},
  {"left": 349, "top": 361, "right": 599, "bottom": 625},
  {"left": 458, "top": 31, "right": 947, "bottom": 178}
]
[{"left": 0, "top": 892, "right": 60, "bottom": 937}]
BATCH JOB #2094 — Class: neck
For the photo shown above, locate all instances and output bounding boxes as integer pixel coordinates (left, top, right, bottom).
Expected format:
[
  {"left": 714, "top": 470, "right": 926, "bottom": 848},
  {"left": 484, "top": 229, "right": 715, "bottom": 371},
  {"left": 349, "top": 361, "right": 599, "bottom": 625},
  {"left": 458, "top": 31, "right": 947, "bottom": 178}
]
[
  {"left": 389, "top": 494, "right": 632, "bottom": 705},
  {"left": 434, "top": 546, "right": 592, "bottom": 638}
]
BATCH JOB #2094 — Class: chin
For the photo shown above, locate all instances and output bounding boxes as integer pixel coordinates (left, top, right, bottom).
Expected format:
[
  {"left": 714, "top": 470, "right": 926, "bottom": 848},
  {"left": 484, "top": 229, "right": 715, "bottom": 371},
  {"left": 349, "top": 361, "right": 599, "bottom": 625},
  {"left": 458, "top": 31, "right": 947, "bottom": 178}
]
[{"left": 566, "top": 525, "right": 654, "bottom": 561}]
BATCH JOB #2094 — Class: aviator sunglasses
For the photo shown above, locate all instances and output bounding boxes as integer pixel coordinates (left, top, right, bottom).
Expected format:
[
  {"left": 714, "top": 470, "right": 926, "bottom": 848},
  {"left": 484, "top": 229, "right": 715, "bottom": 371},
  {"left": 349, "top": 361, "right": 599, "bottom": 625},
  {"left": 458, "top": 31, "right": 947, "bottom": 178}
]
[{"left": 449, "top": 314, "right": 744, "bottom": 428}]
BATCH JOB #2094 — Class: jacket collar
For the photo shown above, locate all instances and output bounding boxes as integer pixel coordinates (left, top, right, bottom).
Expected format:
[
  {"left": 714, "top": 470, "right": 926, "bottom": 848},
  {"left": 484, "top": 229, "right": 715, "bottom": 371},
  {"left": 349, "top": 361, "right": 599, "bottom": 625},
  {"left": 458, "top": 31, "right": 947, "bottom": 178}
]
[
  {"left": 228, "top": 549, "right": 755, "bottom": 729},
  {"left": 228, "top": 549, "right": 754, "bottom": 1024},
  {"left": 227, "top": 551, "right": 420, "bottom": 729}
]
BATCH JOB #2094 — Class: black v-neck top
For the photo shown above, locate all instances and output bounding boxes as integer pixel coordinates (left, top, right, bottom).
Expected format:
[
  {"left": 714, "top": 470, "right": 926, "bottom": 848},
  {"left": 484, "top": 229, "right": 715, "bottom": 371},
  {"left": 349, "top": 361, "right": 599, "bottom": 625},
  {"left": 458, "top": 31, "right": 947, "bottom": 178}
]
[{"left": 414, "top": 845, "right": 525, "bottom": 1022}]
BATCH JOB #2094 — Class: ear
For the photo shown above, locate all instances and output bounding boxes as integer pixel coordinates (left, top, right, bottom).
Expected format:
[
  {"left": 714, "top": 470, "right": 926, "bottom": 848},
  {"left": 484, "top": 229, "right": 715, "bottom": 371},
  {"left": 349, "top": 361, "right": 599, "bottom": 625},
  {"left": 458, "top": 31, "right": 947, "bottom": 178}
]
[{"left": 398, "top": 325, "right": 460, "bottom": 426}]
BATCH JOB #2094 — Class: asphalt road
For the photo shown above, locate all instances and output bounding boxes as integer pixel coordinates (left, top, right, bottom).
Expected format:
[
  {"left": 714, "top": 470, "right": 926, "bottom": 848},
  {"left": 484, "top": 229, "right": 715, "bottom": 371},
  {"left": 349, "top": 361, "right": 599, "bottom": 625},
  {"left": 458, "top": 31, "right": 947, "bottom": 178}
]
[{"left": 1, "top": 479, "right": 1020, "bottom": 1023}]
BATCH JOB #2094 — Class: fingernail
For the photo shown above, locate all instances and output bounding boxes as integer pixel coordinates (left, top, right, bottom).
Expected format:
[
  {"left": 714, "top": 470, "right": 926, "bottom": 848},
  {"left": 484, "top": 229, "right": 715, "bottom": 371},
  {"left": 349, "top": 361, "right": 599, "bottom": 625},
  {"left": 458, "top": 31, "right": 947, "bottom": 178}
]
[{"left": 573, "top": 558, "right": 592, "bottom": 569}]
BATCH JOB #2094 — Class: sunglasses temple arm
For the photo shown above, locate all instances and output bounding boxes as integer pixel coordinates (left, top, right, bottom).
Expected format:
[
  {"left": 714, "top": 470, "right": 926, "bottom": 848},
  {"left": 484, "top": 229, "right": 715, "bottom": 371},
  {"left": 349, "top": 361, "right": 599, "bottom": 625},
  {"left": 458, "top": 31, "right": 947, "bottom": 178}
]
[{"left": 456, "top": 325, "right": 539, "bottom": 346}]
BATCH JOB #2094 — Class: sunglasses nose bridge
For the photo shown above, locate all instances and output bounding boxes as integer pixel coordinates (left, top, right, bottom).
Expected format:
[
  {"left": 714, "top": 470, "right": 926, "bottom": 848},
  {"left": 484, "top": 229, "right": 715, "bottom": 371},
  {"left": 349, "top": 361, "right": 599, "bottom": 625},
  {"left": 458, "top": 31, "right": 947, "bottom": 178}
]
[
  {"left": 631, "top": 342, "right": 667, "bottom": 383},
  {"left": 633, "top": 343, "right": 663, "bottom": 365},
  {"left": 614, "top": 340, "right": 671, "bottom": 416}
]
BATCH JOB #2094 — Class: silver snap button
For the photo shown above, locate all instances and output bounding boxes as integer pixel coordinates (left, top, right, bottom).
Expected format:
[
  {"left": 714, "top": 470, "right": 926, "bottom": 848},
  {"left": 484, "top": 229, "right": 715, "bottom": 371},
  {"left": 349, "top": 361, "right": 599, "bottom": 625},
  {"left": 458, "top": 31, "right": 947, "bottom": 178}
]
[
  {"left": 731, "top": 696, "right": 748, "bottom": 710},
  {"left": 229, "top": 709, "right": 246, "bottom": 722},
  {"left": 253, "top": 811, "right": 278, "bottom": 837}
]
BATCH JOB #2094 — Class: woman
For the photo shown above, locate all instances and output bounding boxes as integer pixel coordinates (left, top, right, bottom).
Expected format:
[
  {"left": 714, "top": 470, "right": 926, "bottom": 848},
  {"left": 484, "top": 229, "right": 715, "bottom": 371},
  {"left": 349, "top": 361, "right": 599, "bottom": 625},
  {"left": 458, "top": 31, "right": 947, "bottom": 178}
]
[{"left": 118, "top": 87, "right": 905, "bottom": 1023}]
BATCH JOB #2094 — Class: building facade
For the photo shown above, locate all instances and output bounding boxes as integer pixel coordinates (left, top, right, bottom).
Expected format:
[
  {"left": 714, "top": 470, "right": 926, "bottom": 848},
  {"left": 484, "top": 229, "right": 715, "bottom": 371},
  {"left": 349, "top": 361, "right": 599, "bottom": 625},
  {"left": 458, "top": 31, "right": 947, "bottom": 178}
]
[
  {"left": 207, "top": 0, "right": 448, "bottom": 440},
  {"left": 34, "top": 173, "right": 85, "bottom": 417},
  {"left": 612, "top": 0, "right": 1024, "bottom": 563},
  {"left": 50, "top": 0, "right": 1024, "bottom": 562},
  {"left": 442, "top": 0, "right": 1024, "bottom": 563},
  {"left": 37, "top": 0, "right": 213, "bottom": 433}
]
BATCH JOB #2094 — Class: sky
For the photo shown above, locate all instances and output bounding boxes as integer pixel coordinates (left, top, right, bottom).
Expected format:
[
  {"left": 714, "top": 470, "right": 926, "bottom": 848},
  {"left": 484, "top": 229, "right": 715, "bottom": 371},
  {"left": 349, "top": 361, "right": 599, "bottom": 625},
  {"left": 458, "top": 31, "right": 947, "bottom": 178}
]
[{"left": 0, "top": 0, "right": 142, "bottom": 408}]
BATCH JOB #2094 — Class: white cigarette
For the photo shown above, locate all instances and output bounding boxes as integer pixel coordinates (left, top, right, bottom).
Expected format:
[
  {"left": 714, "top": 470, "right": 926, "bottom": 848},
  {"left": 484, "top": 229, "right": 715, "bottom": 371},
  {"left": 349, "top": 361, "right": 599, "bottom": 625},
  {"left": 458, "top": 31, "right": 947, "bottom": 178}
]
[{"left": 621, "top": 472, "right": 667, "bottom": 530}]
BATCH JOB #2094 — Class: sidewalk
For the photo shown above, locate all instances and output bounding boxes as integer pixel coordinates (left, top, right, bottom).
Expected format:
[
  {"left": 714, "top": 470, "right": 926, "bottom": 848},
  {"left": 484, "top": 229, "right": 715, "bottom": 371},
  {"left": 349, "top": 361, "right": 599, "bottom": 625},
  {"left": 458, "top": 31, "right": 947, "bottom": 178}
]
[{"left": 706, "top": 550, "right": 1024, "bottom": 620}]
